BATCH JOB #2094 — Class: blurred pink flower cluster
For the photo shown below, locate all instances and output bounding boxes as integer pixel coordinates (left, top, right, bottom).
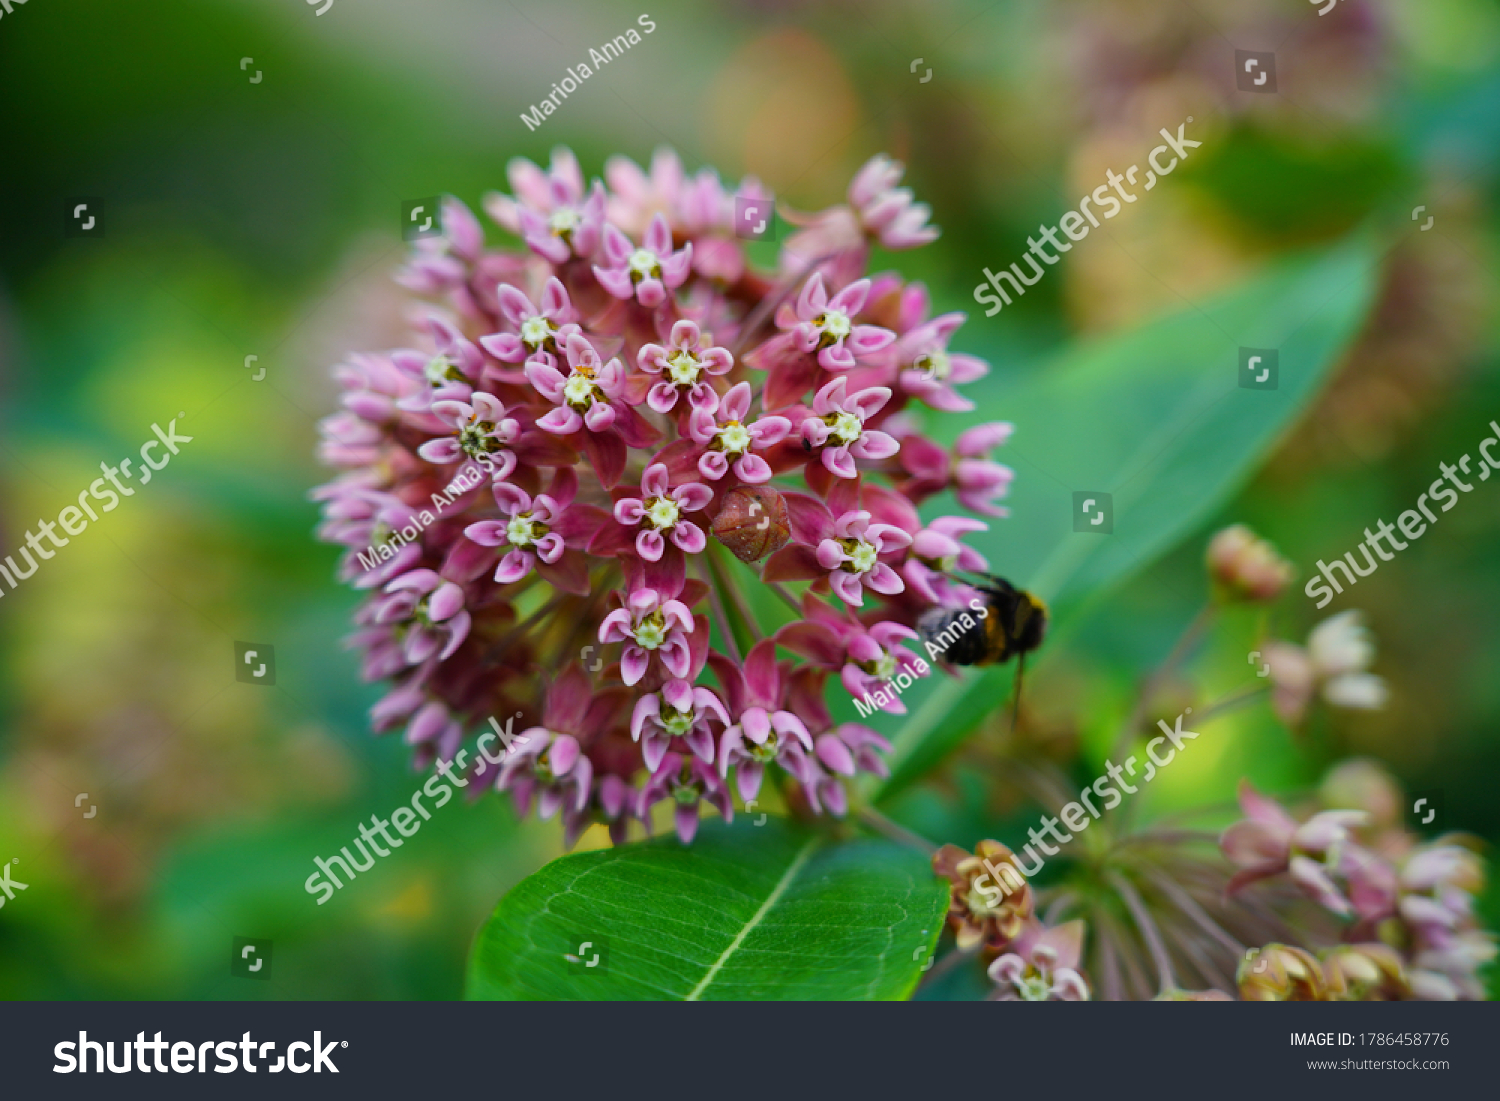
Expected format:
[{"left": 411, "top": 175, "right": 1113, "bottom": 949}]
[
  {"left": 313, "top": 147, "right": 1014, "bottom": 844},
  {"left": 1223, "top": 775, "right": 1494, "bottom": 1000}
]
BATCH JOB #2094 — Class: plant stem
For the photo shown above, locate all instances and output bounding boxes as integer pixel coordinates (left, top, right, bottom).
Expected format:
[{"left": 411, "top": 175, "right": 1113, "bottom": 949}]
[
  {"left": 1192, "top": 681, "right": 1269, "bottom": 725},
  {"left": 481, "top": 586, "right": 567, "bottom": 665},
  {"left": 766, "top": 580, "right": 802, "bottom": 614},
  {"left": 708, "top": 546, "right": 764, "bottom": 642},
  {"left": 857, "top": 806, "right": 937, "bottom": 857},
  {"left": 696, "top": 557, "right": 744, "bottom": 665},
  {"left": 728, "top": 249, "right": 840, "bottom": 359},
  {"left": 1109, "top": 602, "right": 1216, "bottom": 761},
  {"left": 1106, "top": 870, "right": 1178, "bottom": 996},
  {"left": 1115, "top": 679, "right": 1265, "bottom": 833}
]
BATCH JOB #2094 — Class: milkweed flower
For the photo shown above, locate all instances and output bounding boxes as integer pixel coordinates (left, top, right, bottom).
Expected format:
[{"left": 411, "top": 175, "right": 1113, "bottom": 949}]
[
  {"left": 780, "top": 154, "right": 938, "bottom": 279},
  {"left": 801, "top": 377, "right": 899, "bottom": 479},
  {"left": 610, "top": 464, "right": 713, "bottom": 562},
  {"left": 485, "top": 147, "right": 606, "bottom": 264},
  {"left": 712, "top": 641, "right": 815, "bottom": 802},
  {"left": 631, "top": 678, "right": 729, "bottom": 773},
  {"left": 987, "top": 921, "right": 1091, "bottom": 1001},
  {"left": 593, "top": 214, "right": 693, "bottom": 308},
  {"left": 1206, "top": 523, "right": 1294, "bottom": 602},
  {"left": 418, "top": 393, "right": 520, "bottom": 477},
  {"left": 933, "top": 840, "right": 1034, "bottom": 954},
  {"left": 1220, "top": 779, "right": 1372, "bottom": 916},
  {"left": 480, "top": 278, "right": 579, "bottom": 364},
  {"left": 775, "top": 597, "right": 925, "bottom": 715},
  {"left": 848, "top": 154, "right": 939, "bottom": 250},
  {"left": 599, "top": 587, "right": 697, "bottom": 687},
  {"left": 895, "top": 310, "right": 989, "bottom": 412},
  {"left": 687, "top": 382, "right": 791, "bottom": 483},
  {"left": 638, "top": 750, "right": 733, "bottom": 844},
  {"left": 464, "top": 485, "right": 566, "bottom": 582},
  {"left": 1238, "top": 943, "right": 1329, "bottom": 1001},
  {"left": 312, "top": 147, "right": 1006, "bottom": 845},
  {"left": 1262, "top": 610, "right": 1388, "bottom": 725},
  {"left": 787, "top": 275, "right": 894, "bottom": 373},
  {"left": 377, "top": 568, "right": 471, "bottom": 664},
  {"left": 603, "top": 146, "right": 685, "bottom": 237},
  {"left": 895, "top": 420, "right": 1015, "bottom": 518},
  {"left": 814, "top": 509, "right": 911, "bottom": 606},
  {"left": 636, "top": 319, "right": 733, "bottom": 414},
  {"left": 528, "top": 333, "right": 627, "bottom": 436}
]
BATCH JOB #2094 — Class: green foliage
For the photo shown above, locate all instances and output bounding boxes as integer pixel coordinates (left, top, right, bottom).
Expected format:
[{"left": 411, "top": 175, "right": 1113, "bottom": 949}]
[
  {"left": 876, "top": 238, "right": 1381, "bottom": 801},
  {"left": 467, "top": 820, "right": 947, "bottom": 1000}
]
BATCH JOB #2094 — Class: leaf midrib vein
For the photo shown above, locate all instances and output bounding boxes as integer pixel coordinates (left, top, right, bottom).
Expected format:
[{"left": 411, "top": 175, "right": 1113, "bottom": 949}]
[{"left": 683, "top": 837, "right": 822, "bottom": 1001}]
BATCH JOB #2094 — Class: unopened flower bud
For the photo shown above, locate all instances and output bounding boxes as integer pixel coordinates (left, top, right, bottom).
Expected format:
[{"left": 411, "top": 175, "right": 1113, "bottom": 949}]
[
  {"left": 1238, "top": 943, "right": 1328, "bottom": 1001},
  {"left": 710, "top": 486, "right": 790, "bottom": 564},
  {"left": 1320, "top": 943, "right": 1410, "bottom": 1001},
  {"left": 1206, "top": 524, "right": 1293, "bottom": 602},
  {"left": 1320, "top": 759, "right": 1403, "bottom": 832}
]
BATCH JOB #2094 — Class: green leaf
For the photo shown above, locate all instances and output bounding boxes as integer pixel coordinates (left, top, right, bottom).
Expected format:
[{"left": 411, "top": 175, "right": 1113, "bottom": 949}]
[
  {"left": 466, "top": 819, "right": 947, "bottom": 1000},
  {"left": 874, "top": 237, "right": 1381, "bottom": 801}
]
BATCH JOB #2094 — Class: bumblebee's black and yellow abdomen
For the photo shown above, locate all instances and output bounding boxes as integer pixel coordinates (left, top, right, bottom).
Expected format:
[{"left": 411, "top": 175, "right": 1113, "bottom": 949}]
[{"left": 916, "top": 576, "right": 1049, "bottom": 668}]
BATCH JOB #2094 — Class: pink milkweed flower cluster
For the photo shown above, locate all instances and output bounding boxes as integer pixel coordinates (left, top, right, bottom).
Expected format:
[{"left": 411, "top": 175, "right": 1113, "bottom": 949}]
[
  {"left": 1221, "top": 780, "right": 1495, "bottom": 1000},
  {"left": 313, "top": 145, "right": 1012, "bottom": 845}
]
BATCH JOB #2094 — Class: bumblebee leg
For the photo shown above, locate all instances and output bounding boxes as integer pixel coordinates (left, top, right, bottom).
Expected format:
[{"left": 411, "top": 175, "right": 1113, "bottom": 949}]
[{"left": 1009, "top": 652, "right": 1027, "bottom": 736}]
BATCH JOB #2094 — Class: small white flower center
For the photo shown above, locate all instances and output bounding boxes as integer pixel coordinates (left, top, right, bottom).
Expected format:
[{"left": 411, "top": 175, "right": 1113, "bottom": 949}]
[
  {"left": 718, "top": 421, "right": 752, "bottom": 454},
  {"left": 520, "top": 316, "right": 552, "bottom": 347},
  {"left": 458, "top": 420, "right": 496, "bottom": 457},
  {"left": 666, "top": 350, "right": 701, "bottom": 385},
  {"left": 743, "top": 729, "right": 779, "bottom": 763},
  {"left": 871, "top": 650, "right": 898, "bottom": 681},
  {"left": 507, "top": 513, "right": 539, "bottom": 547},
  {"left": 847, "top": 540, "right": 879, "bottom": 574},
  {"left": 819, "top": 309, "right": 852, "bottom": 340},
  {"left": 830, "top": 411, "right": 864, "bottom": 445},
  {"left": 424, "top": 354, "right": 455, "bottom": 385},
  {"left": 549, "top": 208, "right": 580, "bottom": 234},
  {"left": 1015, "top": 972, "right": 1053, "bottom": 1001},
  {"left": 660, "top": 707, "right": 696, "bottom": 738},
  {"left": 916, "top": 349, "right": 950, "bottom": 380},
  {"left": 628, "top": 248, "right": 660, "bottom": 278},
  {"left": 634, "top": 616, "right": 667, "bottom": 650},
  {"left": 966, "top": 884, "right": 998, "bottom": 917},
  {"left": 644, "top": 496, "right": 681, "bottom": 530},
  {"left": 563, "top": 372, "right": 596, "bottom": 406}
]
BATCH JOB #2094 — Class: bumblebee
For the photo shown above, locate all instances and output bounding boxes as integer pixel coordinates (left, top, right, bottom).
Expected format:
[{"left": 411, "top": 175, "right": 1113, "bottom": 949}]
[
  {"left": 916, "top": 574, "right": 1047, "bottom": 667},
  {"left": 918, "top": 574, "right": 1047, "bottom": 732}
]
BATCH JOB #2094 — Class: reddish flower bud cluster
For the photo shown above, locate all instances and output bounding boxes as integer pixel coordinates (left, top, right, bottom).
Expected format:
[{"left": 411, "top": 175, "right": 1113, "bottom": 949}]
[{"left": 313, "top": 146, "right": 1015, "bottom": 844}]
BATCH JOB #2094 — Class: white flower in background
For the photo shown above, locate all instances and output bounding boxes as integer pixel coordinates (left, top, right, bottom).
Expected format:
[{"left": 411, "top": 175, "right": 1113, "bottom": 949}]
[{"left": 1263, "top": 610, "right": 1388, "bottom": 725}]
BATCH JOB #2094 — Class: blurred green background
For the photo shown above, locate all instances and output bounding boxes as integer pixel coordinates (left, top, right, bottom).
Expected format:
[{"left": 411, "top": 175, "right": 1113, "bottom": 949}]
[{"left": 1, "top": 0, "right": 1497, "bottom": 998}]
